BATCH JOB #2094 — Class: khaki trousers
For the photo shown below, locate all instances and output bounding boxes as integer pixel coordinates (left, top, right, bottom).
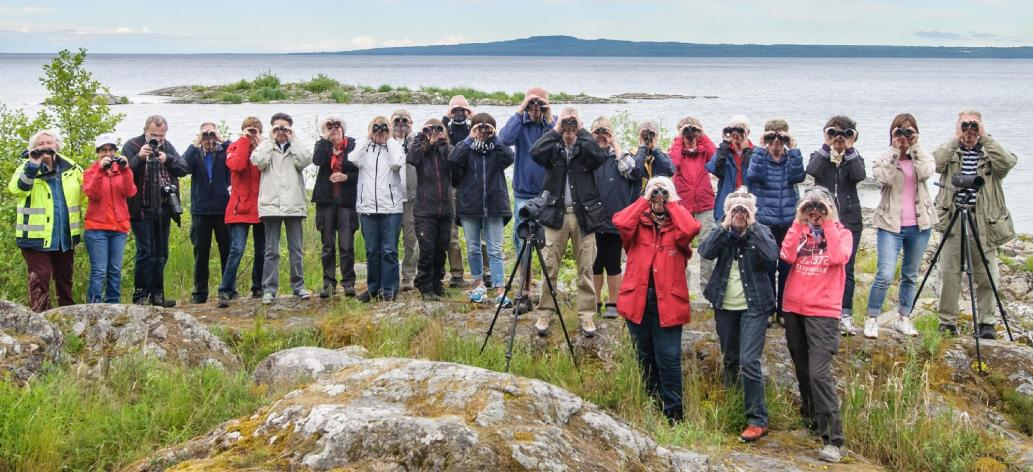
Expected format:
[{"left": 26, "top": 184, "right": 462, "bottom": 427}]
[{"left": 537, "top": 211, "right": 597, "bottom": 324}]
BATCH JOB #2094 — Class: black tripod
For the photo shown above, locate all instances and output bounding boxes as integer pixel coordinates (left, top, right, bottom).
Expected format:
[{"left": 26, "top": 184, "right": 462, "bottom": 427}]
[
  {"left": 911, "top": 184, "right": 1014, "bottom": 374},
  {"left": 480, "top": 219, "right": 579, "bottom": 373}
]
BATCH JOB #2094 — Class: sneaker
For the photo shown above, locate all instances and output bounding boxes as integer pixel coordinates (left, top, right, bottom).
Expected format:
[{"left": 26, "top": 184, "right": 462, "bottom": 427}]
[
  {"left": 840, "top": 316, "right": 858, "bottom": 336},
  {"left": 469, "top": 285, "right": 488, "bottom": 304},
  {"left": 893, "top": 317, "right": 920, "bottom": 337},
  {"left": 863, "top": 318, "right": 879, "bottom": 339},
  {"left": 977, "top": 323, "right": 997, "bottom": 340},
  {"left": 580, "top": 320, "right": 597, "bottom": 338},
  {"left": 261, "top": 293, "right": 275, "bottom": 305},
  {"left": 534, "top": 317, "right": 550, "bottom": 337},
  {"left": 217, "top": 293, "right": 231, "bottom": 309},
  {"left": 319, "top": 285, "right": 335, "bottom": 299},
  {"left": 295, "top": 289, "right": 313, "bottom": 300},
  {"left": 938, "top": 323, "right": 958, "bottom": 336},
  {"left": 496, "top": 294, "right": 513, "bottom": 309},
  {"left": 602, "top": 304, "right": 619, "bottom": 320},
  {"left": 739, "top": 425, "right": 768, "bottom": 442},
  {"left": 818, "top": 444, "right": 843, "bottom": 463}
]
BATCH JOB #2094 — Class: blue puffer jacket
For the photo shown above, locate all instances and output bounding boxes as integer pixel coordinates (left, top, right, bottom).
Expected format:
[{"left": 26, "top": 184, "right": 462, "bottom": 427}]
[
  {"left": 745, "top": 147, "right": 806, "bottom": 227},
  {"left": 499, "top": 112, "right": 557, "bottom": 199},
  {"left": 705, "top": 141, "right": 754, "bottom": 221},
  {"left": 593, "top": 151, "right": 638, "bottom": 234}
]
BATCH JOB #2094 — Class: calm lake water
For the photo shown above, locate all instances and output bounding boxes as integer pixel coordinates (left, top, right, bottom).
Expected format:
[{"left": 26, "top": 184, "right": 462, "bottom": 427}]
[{"left": 2, "top": 54, "right": 1031, "bottom": 231}]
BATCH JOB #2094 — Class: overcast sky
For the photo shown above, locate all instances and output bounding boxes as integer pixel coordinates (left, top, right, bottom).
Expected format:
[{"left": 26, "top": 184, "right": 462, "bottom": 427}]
[{"left": 1, "top": 0, "right": 1030, "bottom": 53}]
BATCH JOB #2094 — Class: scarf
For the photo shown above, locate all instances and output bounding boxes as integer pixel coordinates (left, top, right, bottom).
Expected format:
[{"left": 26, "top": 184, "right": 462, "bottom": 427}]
[
  {"left": 330, "top": 138, "right": 349, "bottom": 198},
  {"left": 829, "top": 148, "right": 845, "bottom": 166}
]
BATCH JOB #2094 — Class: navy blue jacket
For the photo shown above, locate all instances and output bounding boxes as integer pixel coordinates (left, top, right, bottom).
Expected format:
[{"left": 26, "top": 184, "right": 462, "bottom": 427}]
[
  {"left": 745, "top": 147, "right": 806, "bottom": 227},
  {"left": 705, "top": 142, "right": 755, "bottom": 222},
  {"left": 182, "top": 141, "right": 231, "bottom": 216},
  {"left": 631, "top": 146, "right": 675, "bottom": 185},
  {"left": 698, "top": 223, "right": 779, "bottom": 311},
  {"left": 593, "top": 152, "right": 638, "bottom": 234},
  {"left": 499, "top": 112, "right": 557, "bottom": 199},
  {"left": 448, "top": 137, "right": 514, "bottom": 223}
]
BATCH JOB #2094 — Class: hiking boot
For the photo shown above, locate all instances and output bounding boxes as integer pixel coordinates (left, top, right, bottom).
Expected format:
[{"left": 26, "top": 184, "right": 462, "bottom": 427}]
[
  {"left": 893, "top": 317, "right": 920, "bottom": 337},
  {"left": 343, "top": 286, "right": 356, "bottom": 297},
  {"left": 399, "top": 284, "right": 415, "bottom": 293},
  {"left": 818, "top": 445, "right": 843, "bottom": 463},
  {"left": 150, "top": 294, "right": 176, "bottom": 308},
  {"left": 863, "top": 317, "right": 879, "bottom": 339},
  {"left": 840, "top": 316, "right": 858, "bottom": 336},
  {"left": 534, "top": 317, "right": 550, "bottom": 337},
  {"left": 217, "top": 292, "right": 231, "bottom": 309},
  {"left": 602, "top": 304, "right": 619, "bottom": 320},
  {"left": 739, "top": 425, "right": 768, "bottom": 442},
  {"left": 251, "top": 290, "right": 263, "bottom": 299},
  {"left": 190, "top": 294, "right": 207, "bottom": 304},
  {"left": 357, "top": 291, "right": 374, "bottom": 303},
  {"left": 319, "top": 285, "right": 335, "bottom": 299},
  {"left": 515, "top": 296, "right": 533, "bottom": 315},
  {"left": 382, "top": 291, "right": 396, "bottom": 302},
  {"left": 449, "top": 276, "right": 465, "bottom": 288},
  {"left": 977, "top": 323, "right": 997, "bottom": 340},
  {"left": 938, "top": 323, "right": 958, "bottom": 336},
  {"left": 580, "top": 320, "right": 597, "bottom": 338},
  {"left": 421, "top": 292, "right": 441, "bottom": 302}
]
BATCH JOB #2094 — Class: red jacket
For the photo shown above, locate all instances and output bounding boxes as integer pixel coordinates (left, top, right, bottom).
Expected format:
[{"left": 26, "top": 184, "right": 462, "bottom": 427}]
[
  {"left": 614, "top": 197, "right": 701, "bottom": 327},
  {"left": 83, "top": 160, "right": 136, "bottom": 233},
  {"left": 780, "top": 220, "right": 853, "bottom": 318},
  {"left": 225, "top": 136, "right": 261, "bottom": 224},
  {"left": 669, "top": 135, "right": 717, "bottom": 214}
]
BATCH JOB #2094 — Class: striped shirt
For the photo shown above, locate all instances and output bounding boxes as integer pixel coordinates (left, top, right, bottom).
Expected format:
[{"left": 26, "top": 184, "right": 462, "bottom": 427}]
[{"left": 958, "top": 147, "right": 980, "bottom": 204}]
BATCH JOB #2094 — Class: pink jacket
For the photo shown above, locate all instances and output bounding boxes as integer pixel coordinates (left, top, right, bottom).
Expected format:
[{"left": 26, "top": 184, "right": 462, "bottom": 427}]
[{"left": 780, "top": 219, "right": 853, "bottom": 318}]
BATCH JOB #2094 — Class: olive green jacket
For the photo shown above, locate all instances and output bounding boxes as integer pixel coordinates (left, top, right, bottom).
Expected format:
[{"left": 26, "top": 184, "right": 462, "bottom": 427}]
[{"left": 932, "top": 136, "right": 1017, "bottom": 247}]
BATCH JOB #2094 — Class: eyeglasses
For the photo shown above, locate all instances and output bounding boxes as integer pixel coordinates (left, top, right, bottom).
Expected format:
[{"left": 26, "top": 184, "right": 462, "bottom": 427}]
[
  {"left": 372, "top": 123, "right": 390, "bottom": 134},
  {"left": 762, "top": 132, "right": 791, "bottom": 144},
  {"left": 393, "top": 117, "right": 410, "bottom": 125},
  {"left": 960, "top": 121, "right": 980, "bottom": 132},
  {"left": 723, "top": 127, "right": 745, "bottom": 136},
  {"left": 29, "top": 148, "right": 56, "bottom": 159},
  {"left": 893, "top": 127, "right": 916, "bottom": 138},
  {"left": 825, "top": 128, "right": 856, "bottom": 139},
  {"left": 423, "top": 125, "right": 445, "bottom": 134}
]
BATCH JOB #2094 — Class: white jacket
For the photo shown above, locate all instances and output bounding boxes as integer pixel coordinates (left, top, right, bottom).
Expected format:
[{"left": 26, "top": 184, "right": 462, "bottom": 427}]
[
  {"left": 250, "top": 137, "right": 313, "bottom": 218},
  {"left": 353, "top": 137, "right": 405, "bottom": 214}
]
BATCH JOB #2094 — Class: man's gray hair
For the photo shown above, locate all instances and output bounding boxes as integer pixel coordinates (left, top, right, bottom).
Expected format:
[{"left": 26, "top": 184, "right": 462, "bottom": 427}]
[
  {"left": 28, "top": 129, "right": 63, "bottom": 152},
  {"left": 143, "top": 115, "right": 168, "bottom": 131},
  {"left": 957, "top": 109, "right": 983, "bottom": 120},
  {"left": 727, "top": 115, "right": 750, "bottom": 130},
  {"left": 560, "top": 107, "right": 579, "bottom": 118}
]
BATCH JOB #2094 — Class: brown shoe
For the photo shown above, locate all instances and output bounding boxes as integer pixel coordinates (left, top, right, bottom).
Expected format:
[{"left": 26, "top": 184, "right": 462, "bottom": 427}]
[{"left": 739, "top": 425, "right": 768, "bottom": 442}]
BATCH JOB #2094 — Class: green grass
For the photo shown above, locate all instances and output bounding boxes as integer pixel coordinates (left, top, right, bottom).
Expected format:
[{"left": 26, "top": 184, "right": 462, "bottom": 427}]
[
  {"left": 210, "top": 316, "right": 324, "bottom": 372},
  {"left": 0, "top": 355, "right": 265, "bottom": 471},
  {"left": 330, "top": 90, "right": 350, "bottom": 103},
  {"left": 220, "top": 92, "right": 243, "bottom": 104}
]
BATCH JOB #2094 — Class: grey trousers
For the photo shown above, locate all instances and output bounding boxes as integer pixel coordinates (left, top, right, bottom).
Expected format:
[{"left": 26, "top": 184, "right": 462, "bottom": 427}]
[
  {"left": 401, "top": 201, "right": 417, "bottom": 286},
  {"left": 261, "top": 216, "right": 306, "bottom": 295}
]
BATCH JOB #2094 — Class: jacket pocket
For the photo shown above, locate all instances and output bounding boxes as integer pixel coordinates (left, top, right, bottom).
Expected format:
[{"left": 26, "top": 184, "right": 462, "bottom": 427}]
[{"left": 581, "top": 197, "right": 606, "bottom": 231}]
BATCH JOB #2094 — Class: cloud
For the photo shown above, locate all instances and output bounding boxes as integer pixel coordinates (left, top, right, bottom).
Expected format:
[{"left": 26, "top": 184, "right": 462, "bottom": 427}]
[
  {"left": 0, "top": 4, "right": 56, "bottom": 15},
  {"left": 440, "top": 34, "right": 467, "bottom": 45},
  {"left": 351, "top": 36, "right": 377, "bottom": 48},
  {"left": 914, "top": 30, "right": 963, "bottom": 40}
]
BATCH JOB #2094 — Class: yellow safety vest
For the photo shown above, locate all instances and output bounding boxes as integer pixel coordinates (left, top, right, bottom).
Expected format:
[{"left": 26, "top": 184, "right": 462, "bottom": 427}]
[{"left": 7, "top": 154, "right": 85, "bottom": 247}]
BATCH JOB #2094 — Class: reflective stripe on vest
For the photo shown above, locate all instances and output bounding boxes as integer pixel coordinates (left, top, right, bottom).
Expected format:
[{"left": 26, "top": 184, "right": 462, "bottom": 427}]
[
  {"left": 16, "top": 224, "right": 45, "bottom": 232},
  {"left": 17, "top": 207, "right": 46, "bottom": 215}
]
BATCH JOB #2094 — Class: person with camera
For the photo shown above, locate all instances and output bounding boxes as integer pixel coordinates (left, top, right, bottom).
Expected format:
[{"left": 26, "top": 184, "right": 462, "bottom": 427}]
[
  {"left": 312, "top": 115, "right": 358, "bottom": 299},
  {"left": 698, "top": 188, "right": 778, "bottom": 442},
  {"left": 449, "top": 113, "right": 514, "bottom": 307},
  {"left": 408, "top": 119, "right": 454, "bottom": 301},
  {"left": 589, "top": 116, "right": 637, "bottom": 319},
  {"left": 707, "top": 116, "right": 755, "bottom": 225},
  {"left": 613, "top": 177, "right": 701, "bottom": 423},
  {"left": 251, "top": 112, "right": 314, "bottom": 305},
  {"left": 932, "top": 110, "right": 1017, "bottom": 339},
  {"left": 745, "top": 119, "right": 805, "bottom": 326},
  {"left": 500, "top": 87, "right": 557, "bottom": 308},
  {"left": 392, "top": 109, "right": 419, "bottom": 293},
  {"left": 217, "top": 117, "right": 266, "bottom": 307},
  {"left": 865, "top": 114, "right": 936, "bottom": 339},
  {"left": 631, "top": 121, "right": 675, "bottom": 189},
  {"left": 806, "top": 116, "right": 866, "bottom": 336},
  {"left": 82, "top": 134, "right": 136, "bottom": 304},
  {"left": 354, "top": 116, "right": 407, "bottom": 302},
  {"left": 182, "top": 122, "right": 231, "bottom": 304},
  {"left": 780, "top": 186, "right": 853, "bottom": 463},
  {"left": 7, "top": 129, "right": 85, "bottom": 312},
  {"left": 669, "top": 116, "right": 718, "bottom": 301},
  {"left": 442, "top": 95, "right": 475, "bottom": 288},
  {"left": 530, "top": 108, "right": 609, "bottom": 337},
  {"left": 123, "top": 115, "right": 189, "bottom": 307}
]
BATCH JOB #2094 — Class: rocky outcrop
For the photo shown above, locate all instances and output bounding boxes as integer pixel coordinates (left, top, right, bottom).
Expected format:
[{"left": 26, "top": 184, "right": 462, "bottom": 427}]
[
  {"left": 43, "top": 304, "right": 239, "bottom": 375},
  {"left": 131, "top": 357, "right": 712, "bottom": 471},
  {"left": 0, "top": 300, "right": 63, "bottom": 384},
  {"left": 253, "top": 345, "right": 369, "bottom": 389}
]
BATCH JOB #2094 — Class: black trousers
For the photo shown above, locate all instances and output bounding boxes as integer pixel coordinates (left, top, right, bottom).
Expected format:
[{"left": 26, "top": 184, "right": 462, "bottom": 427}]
[
  {"left": 414, "top": 215, "right": 451, "bottom": 294},
  {"left": 769, "top": 224, "right": 791, "bottom": 317},
  {"left": 190, "top": 214, "right": 229, "bottom": 300},
  {"left": 783, "top": 312, "right": 844, "bottom": 447},
  {"left": 131, "top": 209, "right": 171, "bottom": 301},
  {"left": 316, "top": 203, "right": 359, "bottom": 290}
]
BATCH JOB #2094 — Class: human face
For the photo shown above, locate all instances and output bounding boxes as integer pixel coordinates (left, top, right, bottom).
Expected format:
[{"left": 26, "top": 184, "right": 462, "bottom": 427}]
[
  {"left": 145, "top": 123, "right": 167, "bottom": 144},
  {"left": 423, "top": 124, "right": 446, "bottom": 142},
  {"left": 957, "top": 114, "right": 982, "bottom": 149},
  {"left": 592, "top": 128, "right": 611, "bottom": 148},
  {"left": 200, "top": 123, "right": 217, "bottom": 146},
  {"left": 271, "top": 119, "right": 292, "bottom": 144},
  {"left": 763, "top": 131, "right": 788, "bottom": 156},
  {"left": 32, "top": 134, "right": 57, "bottom": 151},
  {"left": 723, "top": 126, "right": 747, "bottom": 148},
  {"left": 96, "top": 145, "right": 117, "bottom": 159}
]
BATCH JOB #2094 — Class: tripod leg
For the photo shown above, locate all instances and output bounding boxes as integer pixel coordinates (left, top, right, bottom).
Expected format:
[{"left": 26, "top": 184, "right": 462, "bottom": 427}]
[
  {"left": 909, "top": 208, "right": 961, "bottom": 317},
  {"left": 480, "top": 241, "right": 528, "bottom": 355},
  {"left": 960, "top": 212, "right": 984, "bottom": 373},
  {"left": 964, "top": 211, "right": 1015, "bottom": 342},
  {"left": 534, "top": 243, "right": 580, "bottom": 371}
]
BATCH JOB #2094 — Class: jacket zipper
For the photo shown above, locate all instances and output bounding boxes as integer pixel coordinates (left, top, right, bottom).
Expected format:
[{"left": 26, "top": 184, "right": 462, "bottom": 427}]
[
  {"left": 433, "top": 153, "right": 443, "bottom": 216},
  {"left": 481, "top": 153, "right": 488, "bottom": 217},
  {"left": 374, "top": 147, "right": 381, "bottom": 213}
]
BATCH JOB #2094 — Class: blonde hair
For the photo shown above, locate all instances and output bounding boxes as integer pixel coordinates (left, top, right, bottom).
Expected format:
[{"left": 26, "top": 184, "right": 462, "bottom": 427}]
[{"left": 367, "top": 116, "right": 389, "bottom": 138}]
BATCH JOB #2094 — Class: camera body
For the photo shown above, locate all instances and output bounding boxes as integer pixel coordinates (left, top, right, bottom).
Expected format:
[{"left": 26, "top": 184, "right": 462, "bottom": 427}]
[
  {"left": 147, "top": 138, "right": 163, "bottom": 160},
  {"left": 163, "top": 184, "right": 183, "bottom": 215}
]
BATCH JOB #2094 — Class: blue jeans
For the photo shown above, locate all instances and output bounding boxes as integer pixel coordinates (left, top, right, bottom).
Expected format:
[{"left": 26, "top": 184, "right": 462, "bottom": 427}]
[
  {"left": 868, "top": 226, "right": 931, "bottom": 317},
  {"left": 714, "top": 308, "right": 770, "bottom": 427},
  {"left": 461, "top": 216, "right": 505, "bottom": 288},
  {"left": 219, "top": 223, "right": 265, "bottom": 297},
  {"left": 360, "top": 213, "right": 403, "bottom": 296},
  {"left": 84, "top": 230, "right": 128, "bottom": 303},
  {"left": 627, "top": 288, "right": 683, "bottom": 420}
]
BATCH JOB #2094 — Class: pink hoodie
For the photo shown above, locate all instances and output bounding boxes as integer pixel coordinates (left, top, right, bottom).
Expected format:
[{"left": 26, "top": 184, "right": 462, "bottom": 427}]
[{"left": 780, "top": 219, "right": 854, "bottom": 318}]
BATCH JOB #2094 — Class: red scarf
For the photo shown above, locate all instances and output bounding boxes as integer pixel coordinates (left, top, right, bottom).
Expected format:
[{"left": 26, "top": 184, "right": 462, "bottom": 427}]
[{"left": 330, "top": 138, "right": 348, "bottom": 198}]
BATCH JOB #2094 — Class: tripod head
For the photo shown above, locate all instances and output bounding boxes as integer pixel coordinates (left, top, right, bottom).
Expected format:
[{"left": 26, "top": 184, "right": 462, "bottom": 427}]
[{"left": 935, "top": 180, "right": 979, "bottom": 209}]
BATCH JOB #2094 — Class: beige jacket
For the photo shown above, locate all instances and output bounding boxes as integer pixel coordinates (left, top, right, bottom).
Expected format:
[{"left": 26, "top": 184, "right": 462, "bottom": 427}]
[
  {"left": 872, "top": 145, "right": 937, "bottom": 233},
  {"left": 250, "top": 137, "right": 313, "bottom": 218},
  {"left": 932, "top": 136, "right": 1017, "bottom": 247}
]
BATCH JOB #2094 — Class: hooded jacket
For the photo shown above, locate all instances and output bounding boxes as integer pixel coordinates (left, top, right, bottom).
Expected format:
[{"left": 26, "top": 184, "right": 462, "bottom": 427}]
[
  {"left": 83, "top": 159, "right": 136, "bottom": 233},
  {"left": 499, "top": 112, "right": 557, "bottom": 199},
  {"left": 182, "top": 140, "right": 231, "bottom": 216},
  {"left": 780, "top": 219, "right": 853, "bottom": 318},
  {"left": 448, "top": 137, "right": 513, "bottom": 221},
  {"left": 225, "top": 137, "right": 262, "bottom": 224},
  {"left": 705, "top": 141, "right": 754, "bottom": 221},
  {"left": 250, "top": 137, "right": 313, "bottom": 218},
  {"left": 311, "top": 137, "right": 359, "bottom": 208},
  {"left": 806, "top": 145, "right": 866, "bottom": 230},
  {"left": 669, "top": 134, "right": 717, "bottom": 214},
  {"left": 746, "top": 147, "right": 806, "bottom": 227},
  {"left": 407, "top": 136, "right": 454, "bottom": 218},
  {"left": 932, "top": 136, "right": 1016, "bottom": 246},
  {"left": 872, "top": 145, "right": 937, "bottom": 233},
  {"left": 531, "top": 129, "right": 610, "bottom": 234},
  {"left": 353, "top": 138, "right": 407, "bottom": 215}
]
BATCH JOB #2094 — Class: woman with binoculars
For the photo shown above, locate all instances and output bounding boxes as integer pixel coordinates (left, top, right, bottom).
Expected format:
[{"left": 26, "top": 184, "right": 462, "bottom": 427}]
[{"left": 83, "top": 134, "right": 136, "bottom": 304}]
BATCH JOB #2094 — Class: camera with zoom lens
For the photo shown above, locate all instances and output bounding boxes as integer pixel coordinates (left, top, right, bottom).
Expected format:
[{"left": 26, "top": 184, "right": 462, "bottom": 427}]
[
  {"left": 163, "top": 184, "right": 183, "bottom": 215},
  {"left": 147, "top": 138, "right": 163, "bottom": 159},
  {"left": 517, "top": 191, "right": 551, "bottom": 242}
]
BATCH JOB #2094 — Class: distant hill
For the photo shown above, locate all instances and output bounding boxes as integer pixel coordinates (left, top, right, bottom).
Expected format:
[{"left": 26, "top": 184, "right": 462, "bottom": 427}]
[{"left": 305, "top": 35, "right": 1033, "bottom": 59}]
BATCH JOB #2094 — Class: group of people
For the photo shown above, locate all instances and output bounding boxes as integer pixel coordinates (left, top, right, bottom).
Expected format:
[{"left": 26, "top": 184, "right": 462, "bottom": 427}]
[{"left": 10, "top": 83, "right": 1017, "bottom": 462}]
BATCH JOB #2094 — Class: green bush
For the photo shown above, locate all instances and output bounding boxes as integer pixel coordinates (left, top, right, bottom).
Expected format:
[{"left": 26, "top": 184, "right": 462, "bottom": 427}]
[
  {"left": 301, "top": 74, "right": 340, "bottom": 94},
  {"left": 221, "top": 92, "right": 244, "bottom": 104},
  {"left": 330, "top": 90, "right": 351, "bottom": 104},
  {"left": 227, "top": 79, "right": 251, "bottom": 92},
  {"left": 248, "top": 87, "right": 288, "bottom": 103},
  {"left": 251, "top": 71, "right": 280, "bottom": 89},
  {"left": 377, "top": 84, "right": 393, "bottom": 93}
]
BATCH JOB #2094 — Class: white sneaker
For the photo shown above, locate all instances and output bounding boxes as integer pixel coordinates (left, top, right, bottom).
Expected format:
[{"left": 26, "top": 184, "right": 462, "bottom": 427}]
[
  {"left": 819, "top": 444, "right": 842, "bottom": 463},
  {"left": 863, "top": 318, "right": 879, "bottom": 339},
  {"left": 893, "top": 317, "right": 920, "bottom": 337},
  {"left": 840, "top": 316, "right": 858, "bottom": 336}
]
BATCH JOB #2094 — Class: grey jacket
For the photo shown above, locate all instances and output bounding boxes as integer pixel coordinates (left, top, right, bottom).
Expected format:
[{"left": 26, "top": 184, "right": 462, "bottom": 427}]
[{"left": 250, "top": 138, "right": 313, "bottom": 218}]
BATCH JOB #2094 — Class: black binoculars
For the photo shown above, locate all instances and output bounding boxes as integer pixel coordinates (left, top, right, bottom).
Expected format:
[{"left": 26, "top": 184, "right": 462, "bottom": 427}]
[
  {"left": 29, "top": 148, "right": 56, "bottom": 159},
  {"left": 893, "top": 127, "right": 916, "bottom": 138},
  {"left": 372, "top": 123, "right": 389, "bottom": 134}
]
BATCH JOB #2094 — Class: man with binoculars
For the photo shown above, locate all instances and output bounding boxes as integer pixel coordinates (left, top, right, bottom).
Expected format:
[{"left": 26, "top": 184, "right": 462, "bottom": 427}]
[{"left": 182, "top": 122, "right": 232, "bottom": 304}]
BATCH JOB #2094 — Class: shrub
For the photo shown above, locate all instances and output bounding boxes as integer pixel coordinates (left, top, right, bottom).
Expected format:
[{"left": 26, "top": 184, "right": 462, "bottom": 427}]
[
  {"left": 248, "top": 87, "right": 287, "bottom": 103},
  {"left": 301, "top": 74, "right": 339, "bottom": 94},
  {"left": 251, "top": 71, "right": 280, "bottom": 89},
  {"left": 330, "top": 90, "right": 351, "bottom": 104},
  {"left": 221, "top": 92, "right": 244, "bottom": 104}
]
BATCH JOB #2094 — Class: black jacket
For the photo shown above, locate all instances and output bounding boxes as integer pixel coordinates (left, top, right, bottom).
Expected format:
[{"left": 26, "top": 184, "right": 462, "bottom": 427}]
[
  {"left": 312, "top": 137, "right": 359, "bottom": 208},
  {"left": 531, "top": 129, "right": 609, "bottom": 233},
  {"left": 122, "top": 134, "right": 188, "bottom": 219},
  {"left": 442, "top": 116, "right": 471, "bottom": 146},
  {"left": 593, "top": 151, "right": 638, "bottom": 234},
  {"left": 698, "top": 223, "right": 779, "bottom": 311},
  {"left": 448, "top": 137, "right": 513, "bottom": 222},
  {"left": 807, "top": 145, "right": 866, "bottom": 230},
  {"left": 407, "top": 136, "right": 454, "bottom": 218},
  {"left": 182, "top": 141, "right": 231, "bottom": 216}
]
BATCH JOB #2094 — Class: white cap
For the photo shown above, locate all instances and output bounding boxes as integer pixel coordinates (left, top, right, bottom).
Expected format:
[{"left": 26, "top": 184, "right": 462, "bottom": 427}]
[{"left": 94, "top": 133, "right": 118, "bottom": 150}]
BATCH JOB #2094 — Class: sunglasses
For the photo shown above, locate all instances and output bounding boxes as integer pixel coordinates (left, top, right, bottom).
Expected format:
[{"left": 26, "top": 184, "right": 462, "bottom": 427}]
[
  {"left": 825, "top": 128, "right": 857, "bottom": 139},
  {"left": 762, "top": 132, "right": 791, "bottom": 144},
  {"left": 802, "top": 201, "right": 828, "bottom": 213},
  {"left": 960, "top": 121, "right": 980, "bottom": 132},
  {"left": 893, "top": 127, "right": 916, "bottom": 138},
  {"left": 29, "top": 148, "right": 56, "bottom": 159},
  {"left": 372, "top": 123, "right": 390, "bottom": 134},
  {"left": 423, "top": 125, "right": 445, "bottom": 134},
  {"left": 393, "top": 118, "right": 410, "bottom": 125},
  {"left": 723, "top": 127, "right": 745, "bottom": 136}
]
